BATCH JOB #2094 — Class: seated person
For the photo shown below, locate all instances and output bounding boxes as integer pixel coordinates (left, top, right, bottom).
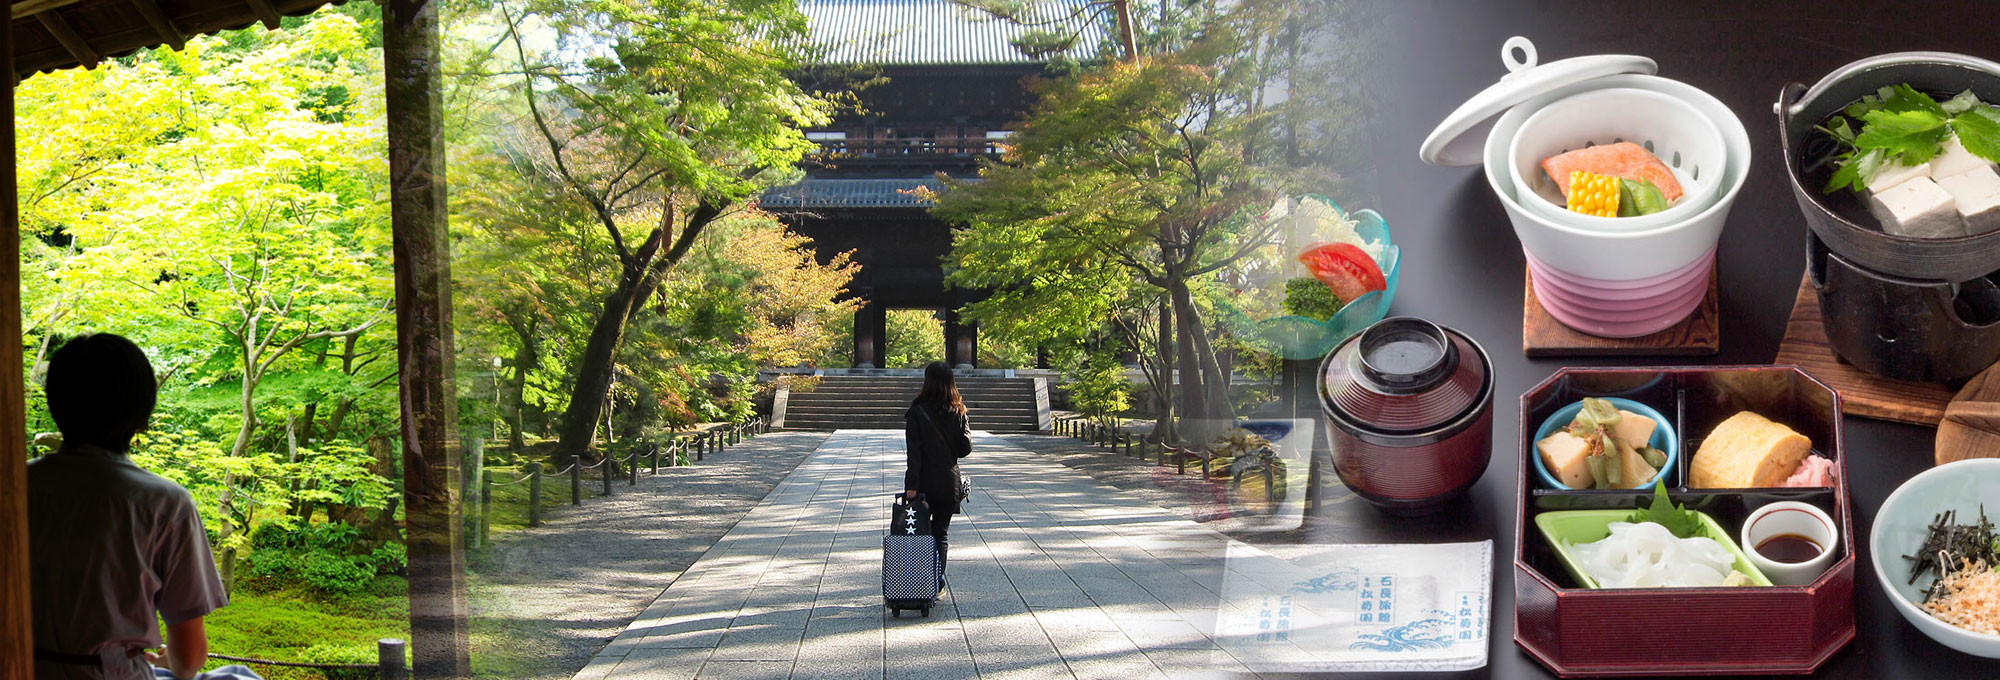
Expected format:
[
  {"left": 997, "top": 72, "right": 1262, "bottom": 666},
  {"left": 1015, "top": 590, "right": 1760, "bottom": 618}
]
[{"left": 28, "top": 334, "right": 241, "bottom": 680}]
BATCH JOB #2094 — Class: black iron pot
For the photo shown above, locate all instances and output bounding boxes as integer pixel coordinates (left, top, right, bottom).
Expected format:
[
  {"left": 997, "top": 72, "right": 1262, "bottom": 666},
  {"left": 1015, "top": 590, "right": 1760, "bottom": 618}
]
[
  {"left": 1778, "top": 52, "right": 2000, "bottom": 282},
  {"left": 1809, "top": 230, "right": 2000, "bottom": 383}
]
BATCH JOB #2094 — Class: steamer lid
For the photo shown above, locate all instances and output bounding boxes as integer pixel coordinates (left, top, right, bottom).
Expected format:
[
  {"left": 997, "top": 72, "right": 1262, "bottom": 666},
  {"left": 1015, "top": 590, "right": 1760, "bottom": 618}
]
[{"left": 1419, "top": 37, "right": 1657, "bottom": 167}]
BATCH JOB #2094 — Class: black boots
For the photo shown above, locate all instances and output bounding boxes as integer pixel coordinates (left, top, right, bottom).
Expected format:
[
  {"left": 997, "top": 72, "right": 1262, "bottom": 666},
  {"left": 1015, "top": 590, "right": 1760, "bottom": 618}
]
[{"left": 936, "top": 542, "right": 949, "bottom": 591}]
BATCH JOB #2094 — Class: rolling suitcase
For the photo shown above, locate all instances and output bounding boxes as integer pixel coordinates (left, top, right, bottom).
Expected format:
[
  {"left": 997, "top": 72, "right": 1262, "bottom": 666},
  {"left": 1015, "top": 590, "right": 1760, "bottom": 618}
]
[{"left": 883, "top": 494, "right": 941, "bottom": 617}]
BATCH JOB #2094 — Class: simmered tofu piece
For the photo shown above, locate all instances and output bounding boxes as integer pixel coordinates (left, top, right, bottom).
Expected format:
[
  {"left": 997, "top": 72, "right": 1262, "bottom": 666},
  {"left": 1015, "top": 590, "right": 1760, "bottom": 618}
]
[
  {"left": 1537, "top": 430, "right": 1594, "bottom": 489},
  {"left": 1936, "top": 166, "right": 2000, "bottom": 236},
  {"left": 1869, "top": 176, "right": 1965, "bottom": 238},
  {"left": 1610, "top": 409, "right": 1657, "bottom": 449},
  {"left": 1929, "top": 135, "right": 1994, "bottom": 178},
  {"left": 1867, "top": 159, "right": 1932, "bottom": 194},
  {"left": 1618, "top": 442, "right": 1659, "bottom": 488}
]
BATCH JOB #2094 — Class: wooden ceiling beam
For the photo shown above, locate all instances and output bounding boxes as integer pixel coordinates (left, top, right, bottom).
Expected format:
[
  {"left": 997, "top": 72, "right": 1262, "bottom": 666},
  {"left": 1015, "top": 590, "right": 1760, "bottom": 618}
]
[
  {"left": 35, "top": 12, "right": 98, "bottom": 69},
  {"left": 243, "top": 0, "right": 283, "bottom": 30},
  {"left": 129, "top": 0, "right": 188, "bottom": 51},
  {"left": 10, "top": 0, "right": 84, "bottom": 20}
]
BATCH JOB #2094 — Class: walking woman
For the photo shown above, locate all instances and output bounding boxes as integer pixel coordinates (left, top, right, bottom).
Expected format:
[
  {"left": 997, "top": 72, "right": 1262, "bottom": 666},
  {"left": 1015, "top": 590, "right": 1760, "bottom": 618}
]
[{"left": 903, "top": 361, "right": 973, "bottom": 586}]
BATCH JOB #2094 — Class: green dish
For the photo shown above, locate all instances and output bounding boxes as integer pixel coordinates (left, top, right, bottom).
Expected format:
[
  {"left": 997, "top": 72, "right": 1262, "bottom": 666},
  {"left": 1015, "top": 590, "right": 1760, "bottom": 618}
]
[{"left": 1534, "top": 509, "right": 1772, "bottom": 589}]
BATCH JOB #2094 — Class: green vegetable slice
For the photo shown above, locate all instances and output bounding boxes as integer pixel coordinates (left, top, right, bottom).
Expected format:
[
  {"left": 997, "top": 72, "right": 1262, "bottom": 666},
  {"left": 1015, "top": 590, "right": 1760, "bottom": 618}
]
[{"left": 1617, "top": 179, "right": 1671, "bottom": 217}]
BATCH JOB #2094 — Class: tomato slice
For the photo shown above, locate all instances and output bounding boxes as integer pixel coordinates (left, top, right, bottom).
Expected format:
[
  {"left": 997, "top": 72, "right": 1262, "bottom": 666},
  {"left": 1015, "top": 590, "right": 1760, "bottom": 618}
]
[{"left": 1297, "top": 243, "right": 1385, "bottom": 305}]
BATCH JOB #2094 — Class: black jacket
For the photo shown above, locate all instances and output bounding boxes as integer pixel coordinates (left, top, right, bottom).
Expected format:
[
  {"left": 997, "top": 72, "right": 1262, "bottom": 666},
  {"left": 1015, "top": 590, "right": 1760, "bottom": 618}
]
[{"left": 903, "top": 402, "right": 972, "bottom": 514}]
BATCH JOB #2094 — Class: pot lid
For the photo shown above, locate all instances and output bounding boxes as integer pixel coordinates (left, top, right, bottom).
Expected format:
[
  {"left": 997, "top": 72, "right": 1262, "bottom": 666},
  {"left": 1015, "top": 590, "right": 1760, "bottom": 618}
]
[{"left": 1418, "top": 37, "right": 1658, "bottom": 167}]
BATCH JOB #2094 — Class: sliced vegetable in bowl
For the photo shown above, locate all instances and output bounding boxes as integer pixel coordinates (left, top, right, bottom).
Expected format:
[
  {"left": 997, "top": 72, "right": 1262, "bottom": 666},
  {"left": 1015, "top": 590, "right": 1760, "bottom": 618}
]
[
  {"left": 1249, "top": 195, "right": 1400, "bottom": 360},
  {"left": 1299, "top": 242, "right": 1386, "bottom": 303}
]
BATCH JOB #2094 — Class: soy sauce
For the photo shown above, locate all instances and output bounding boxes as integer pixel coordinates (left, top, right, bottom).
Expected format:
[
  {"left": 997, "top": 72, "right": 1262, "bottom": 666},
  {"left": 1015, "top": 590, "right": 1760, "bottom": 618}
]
[{"left": 1755, "top": 533, "right": 1824, "bottom": 563}]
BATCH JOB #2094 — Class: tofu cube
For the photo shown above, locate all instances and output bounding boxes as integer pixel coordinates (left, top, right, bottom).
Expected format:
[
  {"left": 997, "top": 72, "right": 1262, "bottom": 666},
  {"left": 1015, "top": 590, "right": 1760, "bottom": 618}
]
[
  {"left": 1618, "top": 442, "right": 1660, "bottom": 489},
  {"left": 1868, "top": 176, "right": 1966, "bottom": 238},
  {"left": 1537, "top": 431, "right": 1595, "bottom": 489},
  {"left": 1930, "top": 134, "right": 1995, "bottom": 178},
  {"left": 1936, "top": 165, "right": 2000, "bottom": 236},
  {"left": 1611, "top": 409, "right": 1657, "bottom": 450},
  {"left": 1867, "top": 159, "right": 1932, "bottom": 194}
]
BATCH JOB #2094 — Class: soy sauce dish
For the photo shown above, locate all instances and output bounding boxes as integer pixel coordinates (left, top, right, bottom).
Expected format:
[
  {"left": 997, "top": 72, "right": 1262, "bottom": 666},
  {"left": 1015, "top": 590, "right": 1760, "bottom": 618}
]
[{"left": 1741, "top": 501, "right": 1838, "bottom": 586}]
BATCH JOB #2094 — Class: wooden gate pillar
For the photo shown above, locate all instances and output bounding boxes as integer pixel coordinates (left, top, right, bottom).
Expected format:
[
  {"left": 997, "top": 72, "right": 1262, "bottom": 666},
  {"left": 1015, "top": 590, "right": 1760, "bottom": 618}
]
[
  {"left": 384, "top": 0, "right": 470, "bottom": 676},
  {"left": 1, "top": 16, "right": 34, "bottom": 679}
]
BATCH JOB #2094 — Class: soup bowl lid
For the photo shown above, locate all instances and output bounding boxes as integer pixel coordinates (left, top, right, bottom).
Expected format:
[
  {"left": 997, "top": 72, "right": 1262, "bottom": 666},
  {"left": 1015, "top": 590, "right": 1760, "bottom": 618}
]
[{"left": 1319, "top": 317, "right": 1488, "bottom": 434}]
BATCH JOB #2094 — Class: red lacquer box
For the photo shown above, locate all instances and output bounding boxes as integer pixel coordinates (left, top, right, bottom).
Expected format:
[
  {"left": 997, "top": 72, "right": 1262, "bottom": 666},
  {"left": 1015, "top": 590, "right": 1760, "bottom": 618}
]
[{"left": 1513, "top": 366, "right": 1855, "bottom": 677}]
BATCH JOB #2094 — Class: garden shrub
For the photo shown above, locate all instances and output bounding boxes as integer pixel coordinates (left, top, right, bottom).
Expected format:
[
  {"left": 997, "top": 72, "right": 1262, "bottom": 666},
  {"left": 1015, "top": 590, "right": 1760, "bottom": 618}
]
[{"left": 243, "top": 521, "right": 404, "bottom": 595}]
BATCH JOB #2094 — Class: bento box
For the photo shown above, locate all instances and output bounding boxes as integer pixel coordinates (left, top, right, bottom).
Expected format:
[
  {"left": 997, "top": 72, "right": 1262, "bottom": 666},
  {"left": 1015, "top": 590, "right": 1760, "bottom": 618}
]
[{"left": 1513, "top": 366, "right": 1855, "bottom": 677}]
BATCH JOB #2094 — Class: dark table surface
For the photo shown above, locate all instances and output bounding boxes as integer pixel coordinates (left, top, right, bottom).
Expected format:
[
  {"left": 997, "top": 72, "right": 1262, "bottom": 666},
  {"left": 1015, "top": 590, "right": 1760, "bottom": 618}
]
[{"left": 1300, "top": 1, "right": 2000, "bottom": 678}]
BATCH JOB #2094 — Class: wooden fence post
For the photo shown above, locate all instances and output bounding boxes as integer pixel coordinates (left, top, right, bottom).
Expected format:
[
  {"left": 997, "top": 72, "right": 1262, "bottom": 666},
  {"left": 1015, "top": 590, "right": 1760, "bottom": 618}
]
[
  {"left": 378, "top": 638, "right": 407, "bottom": 680},
  {"left": 650, "top": 445, "right": 661, "bottom": 475},
  {"left": 698, "top": 435, "right": 707, "bottom": 461},
  {"left": 479, "top": 471, "right": 491, "bottom": 548},
  {"left": 601, "top": 456, "right": 613, "bottom": 496},
  {"left": 628, "top": 452, "right": 637, "bottom": 486},
  {"left": 527, "top": 462, "right": 542, "bottom": 528},
  {"left": 462, "top": 439, "right": 483, "bottom": 551},
  {"left": 569, "top": 455, "right": 581, "bottom": 506}
]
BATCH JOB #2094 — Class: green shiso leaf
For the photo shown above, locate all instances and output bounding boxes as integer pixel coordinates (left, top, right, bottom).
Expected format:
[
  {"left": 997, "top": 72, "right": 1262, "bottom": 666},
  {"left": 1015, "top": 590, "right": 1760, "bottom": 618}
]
[
  {"left": 1628, "top": 483, "right": 1702, "bottom": 539},
  {"left": 1857, "top": 109, "right": 1952, "bottom": 164},
  {"left": 1883, "top": 83, "right": 1947, "bottom": 117},
  {"left": 1951, "top": 110, "right": 2000, "bottom": 163}
]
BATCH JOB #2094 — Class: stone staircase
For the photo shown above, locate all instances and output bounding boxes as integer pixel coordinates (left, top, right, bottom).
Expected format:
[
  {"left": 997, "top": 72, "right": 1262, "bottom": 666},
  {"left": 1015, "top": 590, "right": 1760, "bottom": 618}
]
[{"left": 777, "top": 376, "right": 1044, "bottom": 431}]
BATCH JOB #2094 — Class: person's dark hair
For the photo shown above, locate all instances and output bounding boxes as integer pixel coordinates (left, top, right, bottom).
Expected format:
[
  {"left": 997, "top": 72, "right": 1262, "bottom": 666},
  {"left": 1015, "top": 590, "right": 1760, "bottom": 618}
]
[
  {"left": 913, "top": 361, "right": 965, "bottom": 417},
  {"left": 46, "top": 333, "right": 157, "bottom": 450}
]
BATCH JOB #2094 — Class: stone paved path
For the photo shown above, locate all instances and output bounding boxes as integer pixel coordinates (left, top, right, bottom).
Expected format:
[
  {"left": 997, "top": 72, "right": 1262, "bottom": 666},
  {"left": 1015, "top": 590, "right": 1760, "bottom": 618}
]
[
  {"left": 472, "top": 431, "right": 828, "bottom": 679},
  {"left": 575, "top": 430, "right": 1324, "bottom": 680}
]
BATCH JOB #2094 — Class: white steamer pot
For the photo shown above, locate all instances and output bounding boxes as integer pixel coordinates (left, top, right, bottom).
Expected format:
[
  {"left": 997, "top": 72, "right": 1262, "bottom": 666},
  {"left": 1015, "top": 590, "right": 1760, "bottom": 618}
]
[{"left": 1421, "top": 37, "right": 1751, "bottom": 282}]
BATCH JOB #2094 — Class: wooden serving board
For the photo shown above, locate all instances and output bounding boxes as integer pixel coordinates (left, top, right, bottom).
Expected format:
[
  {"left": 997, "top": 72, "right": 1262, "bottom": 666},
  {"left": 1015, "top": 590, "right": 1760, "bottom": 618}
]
[
  {"left": 1937, "top": 359, "right": 2000, "bottom": 464},
  {"left": 1773, "top": 275, "right": 1956, "bottom": 426},
  {"left": 1522, "top": 269, "right": 1720, "bottom": 357}
]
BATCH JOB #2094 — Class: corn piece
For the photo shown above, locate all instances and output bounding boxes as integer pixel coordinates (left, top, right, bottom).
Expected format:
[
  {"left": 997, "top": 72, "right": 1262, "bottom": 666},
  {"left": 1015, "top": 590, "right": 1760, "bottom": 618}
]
[{"left": 1567, "top": 170, "right": 1620, "bottom": 217}]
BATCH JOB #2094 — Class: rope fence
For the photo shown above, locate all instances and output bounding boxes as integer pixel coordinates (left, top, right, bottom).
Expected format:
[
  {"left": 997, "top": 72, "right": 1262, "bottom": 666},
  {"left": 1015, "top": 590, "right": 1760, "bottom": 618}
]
[
  {"left": 466, "top": 418, "right": 766, "bottom": 533},
  {"left": 208, "top": 638, "right": 406, "bottom": 679},
  {"left": 1052, "top": 415, "right": 1291, "bottom": 504}
]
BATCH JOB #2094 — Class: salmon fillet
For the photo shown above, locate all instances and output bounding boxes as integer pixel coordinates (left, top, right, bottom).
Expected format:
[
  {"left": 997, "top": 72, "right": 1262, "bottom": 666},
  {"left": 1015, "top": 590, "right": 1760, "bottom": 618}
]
[{"left": 1542, "top": 141, "right": 1685, "bottom": 202}]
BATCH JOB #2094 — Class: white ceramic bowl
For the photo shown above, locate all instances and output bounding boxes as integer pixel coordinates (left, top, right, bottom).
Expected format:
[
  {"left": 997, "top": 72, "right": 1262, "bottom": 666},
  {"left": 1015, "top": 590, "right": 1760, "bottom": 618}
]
[
  {"left": 1483, "top": 73, "right": 1751, "bottom": 282},
  {"left": 1869, "top": 458, "right": 2000, "bottom": 658},
  {"left": 1510, "top": 87, "right": 1726, "bottom": 232}
]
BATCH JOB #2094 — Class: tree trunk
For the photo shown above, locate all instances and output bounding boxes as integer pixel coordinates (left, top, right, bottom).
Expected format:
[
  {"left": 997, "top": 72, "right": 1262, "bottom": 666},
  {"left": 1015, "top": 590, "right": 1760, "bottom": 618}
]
[
  {"left": 1184, "top": 302, "right": 1233, "bottom": 420},
  {"left": 553, "top": 272, "right": 644, "bottom": 458},
  {"left": 1168, "top": 280, "right": 1211, "bottom": 424},
  {"left": 506, "top": 326, "right": 534, "bottom": 453},
  {"left": 1155, "top": 297, "right": 1177, "bottom": 443},
  {"left": 386, "top": 0, "right": 471, "bottom": 671},
  {"left": 216, "top": 366, "right": 260, "bottom": 589},
  {"left": 1112, "top": 0, "right": 1138, "bottom": 60}
]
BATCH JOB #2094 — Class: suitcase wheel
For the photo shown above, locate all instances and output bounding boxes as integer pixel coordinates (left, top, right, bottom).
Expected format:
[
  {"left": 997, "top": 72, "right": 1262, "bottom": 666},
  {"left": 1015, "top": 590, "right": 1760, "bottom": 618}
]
[
  {"left": 921, "top": 607, "right": 931, "bottom": 618},
  {"left": 891, "top": 608, "right": 901, "bottom": 618}
]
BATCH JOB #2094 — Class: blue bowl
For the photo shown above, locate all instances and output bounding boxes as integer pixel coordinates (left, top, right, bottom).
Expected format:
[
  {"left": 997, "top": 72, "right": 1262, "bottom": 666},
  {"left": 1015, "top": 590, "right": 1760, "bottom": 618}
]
[
  {"left": 1531, "top": 397, "right": 1678, "bottom": 490},
  {"left": 1255, "top": 198, "right": 1401, "bottom": 360}
]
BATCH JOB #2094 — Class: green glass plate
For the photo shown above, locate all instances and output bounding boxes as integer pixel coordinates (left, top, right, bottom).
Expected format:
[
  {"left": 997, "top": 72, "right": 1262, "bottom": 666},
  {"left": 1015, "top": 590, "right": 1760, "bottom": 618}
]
[{"left": 1534, "top": 509, "right": 1772, "bottom": 589}]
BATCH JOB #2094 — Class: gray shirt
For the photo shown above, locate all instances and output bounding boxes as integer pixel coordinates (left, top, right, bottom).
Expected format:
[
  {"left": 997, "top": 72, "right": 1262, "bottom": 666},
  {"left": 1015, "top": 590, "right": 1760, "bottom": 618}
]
[{"left": 28, "top": 443, "right": 228, "bottom": 679}]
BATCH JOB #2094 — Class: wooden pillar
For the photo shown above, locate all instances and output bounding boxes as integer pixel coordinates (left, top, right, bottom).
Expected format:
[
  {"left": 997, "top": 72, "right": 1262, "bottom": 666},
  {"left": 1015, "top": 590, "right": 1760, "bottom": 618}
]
[
  {"left": 853, "top": 298, "right": 885, "bottom": 369},
  {"left": 384, "top": 0, "right": 470, "bottom": 677},
  {"left": 943, "top": 308, "right": 977, "bottom": 368},
  {"left": 0, "top": 17, "right": 33, "bottom": 679}
]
